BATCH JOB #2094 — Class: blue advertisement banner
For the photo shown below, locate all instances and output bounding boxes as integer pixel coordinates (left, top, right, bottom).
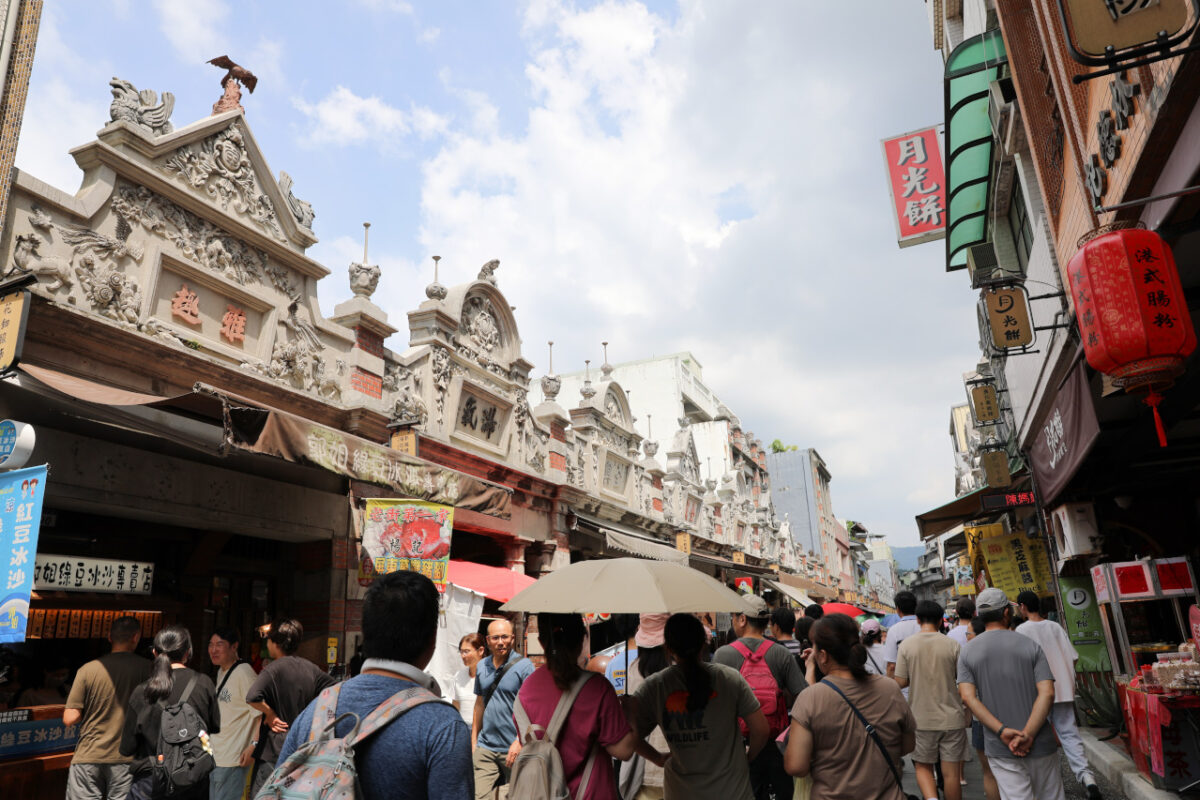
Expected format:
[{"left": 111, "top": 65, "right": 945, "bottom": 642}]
[
  {"left": 0, "top": 718, "right": 79, "bottom": 758},
  {"left": 0, "top": 464, "right": 48, "bottom": 644}
]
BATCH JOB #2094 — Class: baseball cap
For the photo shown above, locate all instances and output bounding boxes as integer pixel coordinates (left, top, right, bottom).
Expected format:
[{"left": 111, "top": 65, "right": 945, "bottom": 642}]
[
  {"left": 860, "top": 619, "right": 881, "bottom": 634},
  {"left": 635, "top": 613, "right": 669, "bottom": 648},
  {"left": 741, "top": 594, "right": 771, "bottom": 619},
  {"left": 975, "top": 587, "right": 1009, "bottom": 613}
]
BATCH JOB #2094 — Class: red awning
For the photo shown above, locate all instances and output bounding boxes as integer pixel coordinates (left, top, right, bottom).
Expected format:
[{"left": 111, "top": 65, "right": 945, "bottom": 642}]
[{"left": 448, "top": 560, "right": 535, "bottom": 602}]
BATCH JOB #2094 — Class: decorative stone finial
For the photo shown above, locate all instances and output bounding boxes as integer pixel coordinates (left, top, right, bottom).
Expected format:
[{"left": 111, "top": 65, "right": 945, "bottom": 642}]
[
  {"left": 425, "top": 255, "right": 447, "bottom": 300},
  {"left": 348, "top": 223, "right": 380, "bottom": 298},
  {"left": 677, "top": 416, "right": 689, "bottom": 429},
  {"left": 601, "top": 342, "right": 613, "bottom": 378},
  {"left": 643, "top": 440, "right": 659, "bottom": 457},
  {"left": 108, "top": 77, "right": 175, "bottom": 136},
  {"left": 580, "top": 360, "right": 596, "bottom": 401},
  {"left": 208, "top": 55, "right": 257, "bottom": 115},
  {"left": 540, "top": 341, "right": 560, "bottom": 399},
  {"left": 478, "top": 259, "right": 499, "bottom": 286}
]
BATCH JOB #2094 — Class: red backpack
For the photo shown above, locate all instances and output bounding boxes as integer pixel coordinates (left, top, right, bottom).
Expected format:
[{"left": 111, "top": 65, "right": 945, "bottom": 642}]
[{"left": 731, "top": 640, "right": 789, "bottom": 736}]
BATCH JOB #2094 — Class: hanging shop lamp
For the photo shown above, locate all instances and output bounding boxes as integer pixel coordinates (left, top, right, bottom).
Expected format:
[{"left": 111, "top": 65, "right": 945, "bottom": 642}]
[{"left": 1067, "top": 226, "right": 1197, "bottom": 447}]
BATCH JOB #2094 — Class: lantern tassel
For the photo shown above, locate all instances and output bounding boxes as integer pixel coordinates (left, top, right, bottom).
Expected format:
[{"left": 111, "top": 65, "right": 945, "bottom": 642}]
[{"left": 1144, "top": 389, "right": 1168, "bottom": 448}]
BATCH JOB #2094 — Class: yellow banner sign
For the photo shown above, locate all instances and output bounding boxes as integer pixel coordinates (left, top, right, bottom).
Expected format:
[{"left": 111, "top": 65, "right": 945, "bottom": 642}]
[
  {"left": 675, "top": 532, "right": 692, "bottom": 555},
  {"left": 357, "top": 499, "right": 454, "bottom": 588},
  {"left": 0, "top": 290, "right": 30, "bottom": 373},
  {"left": 980, "top": 532, "right": 1054, "bottom": 599}
]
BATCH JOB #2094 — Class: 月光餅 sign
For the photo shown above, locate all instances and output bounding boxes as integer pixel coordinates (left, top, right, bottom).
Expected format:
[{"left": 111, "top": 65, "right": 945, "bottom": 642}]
[{"left": 882, "top": 126, "right": 946, "bottom": 248}]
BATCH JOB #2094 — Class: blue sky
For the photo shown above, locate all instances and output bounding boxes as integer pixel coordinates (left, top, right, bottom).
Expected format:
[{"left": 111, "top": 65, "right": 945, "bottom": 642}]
[{"left": 18, "top": 0, "right": 981, "bottom": 548}]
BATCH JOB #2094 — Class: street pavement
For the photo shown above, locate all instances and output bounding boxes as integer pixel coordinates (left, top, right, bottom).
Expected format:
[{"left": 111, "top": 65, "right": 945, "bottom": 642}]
[{"left": 899, "top": 750, "right": 1125, "bottom": 800}]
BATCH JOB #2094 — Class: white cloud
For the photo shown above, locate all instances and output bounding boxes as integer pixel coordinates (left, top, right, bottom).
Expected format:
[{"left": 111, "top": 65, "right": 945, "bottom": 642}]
[
  {"left": 293, "top": 86, "right": 447, "bottom": 148},
  {"left": 151, "top": 0, "right": 231, "bottom": 63},
  {"left": 397, "top": 0, "right": 974, "bottom": 546},
  {"left": 248, "top": 37, "right": 286, "bottom": 88},
  {"left": 419, "top": 27, "right": 441, "bottom": 44}
]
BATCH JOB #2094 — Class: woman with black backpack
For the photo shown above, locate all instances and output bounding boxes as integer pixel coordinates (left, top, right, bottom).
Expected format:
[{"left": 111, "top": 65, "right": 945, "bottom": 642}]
[{"left": 121, "top": 625, "right": 221, "bottom": 800}]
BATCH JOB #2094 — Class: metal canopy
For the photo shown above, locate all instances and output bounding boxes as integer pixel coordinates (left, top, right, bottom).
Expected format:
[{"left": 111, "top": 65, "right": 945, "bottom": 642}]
[{"left": 945, "top": 29, "right": 1007, "bottom": 271}]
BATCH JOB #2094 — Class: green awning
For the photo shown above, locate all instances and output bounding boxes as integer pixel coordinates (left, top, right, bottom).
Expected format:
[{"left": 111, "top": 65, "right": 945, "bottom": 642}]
[{"left": 944, "top": 29, "right": 1007, "bottom": 271}]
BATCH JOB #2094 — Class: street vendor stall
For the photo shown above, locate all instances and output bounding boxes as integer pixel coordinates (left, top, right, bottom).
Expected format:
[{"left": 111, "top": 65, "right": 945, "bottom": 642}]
[{"left": 1091, "top": 558, "right": 1200, "bottom": 791}]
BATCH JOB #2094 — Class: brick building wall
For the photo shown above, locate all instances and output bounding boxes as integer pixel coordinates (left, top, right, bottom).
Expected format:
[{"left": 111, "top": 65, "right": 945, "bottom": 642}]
[{"left": 0, "top": 0, "right": 42, "bottom": 230}]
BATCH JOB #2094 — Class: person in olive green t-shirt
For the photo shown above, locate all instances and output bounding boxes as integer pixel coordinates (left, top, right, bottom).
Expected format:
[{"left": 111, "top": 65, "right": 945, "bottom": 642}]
[{"left": 63, "top": 615, "right": 150, "bottom": 800}]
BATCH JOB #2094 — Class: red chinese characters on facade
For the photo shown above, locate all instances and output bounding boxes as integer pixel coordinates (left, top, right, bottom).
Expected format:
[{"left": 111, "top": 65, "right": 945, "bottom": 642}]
[
  {"left": 881, "top": 127, "right": 947, "bottom": 247},
  {"left": 1067, "top": 228, "right": 1196, "bottom": 446},
  {"left": 220, "top": 304, "right": 246, "bottom": 344},
  {"left": 171, "top": 284, "right": 201, "bottom": 326}
]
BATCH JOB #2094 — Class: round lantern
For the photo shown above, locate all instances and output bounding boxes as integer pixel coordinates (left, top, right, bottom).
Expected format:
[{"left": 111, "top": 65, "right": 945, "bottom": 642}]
[{"left": 1067, "top": 225, "right": 1197, "bottom": 447}]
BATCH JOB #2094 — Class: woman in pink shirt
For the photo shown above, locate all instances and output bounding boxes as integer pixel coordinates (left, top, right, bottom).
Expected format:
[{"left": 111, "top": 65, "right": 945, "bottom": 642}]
[{"left": 515, "top": 613, "right": 636, "bottom": 799}]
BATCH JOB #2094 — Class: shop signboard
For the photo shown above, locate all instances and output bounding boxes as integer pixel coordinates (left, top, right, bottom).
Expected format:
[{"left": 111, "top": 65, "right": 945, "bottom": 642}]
[
  {"left": 1058, "top": 575, "right": 1113, "bottom": 673},
  {"left": 1092, "top": 564, "right": 1110, "bottom": 603},
  {"left": 0, "top": 464, "right": 47, "bottom": 644},
  {"left": 32, "top": 555, "right": 154, "bottom": 595},
  {"left": 1029, "top": 361, "right": 1100, "bottom": 505},
  {"left": 1111, "top": 560, "right": 1155, "bottom": 600},
  {"left": 357, "top": 499, "right": 453, "bottom": 589},
  {"left": 981, "top": 449, "right": 1012, "bottom": 487},
  {"left": 881, "top": 126, "right": 946, "bottom": 248},
  {"left": 971, "top": 384, "right": 1001, "bottom": 423},
  {"left": 675, "top": 532, "right": 692, "bottom": 555},
  {"left": 984, "top": 285, "right": 1034, "bottom": 350},
  {"left": 980, "top": 531, "right": 1054, "bottom": 599},
  {"left": 0, "top": 289, "right": 30, "bottom": 374},
  {"left": 1062, "top": 0, "right": 1190, "bottom": 57},
  {"left": 946, "top": 553, "right": 976, "bottom": 596},
  {"left": 733, "top": 577, "right": 753, "bottom": 594},
  {"left": 980, "top": 490, "right": 1037, "bottom": 512},
  {"left": 0, "top": 718, "right": 80, "bottom": 758},
  {"left": 1155, "top": 557, "right": 1194, "bottom": 597},
  {"left": 0, "top": 419, "right": 34, "bottom": 468}
]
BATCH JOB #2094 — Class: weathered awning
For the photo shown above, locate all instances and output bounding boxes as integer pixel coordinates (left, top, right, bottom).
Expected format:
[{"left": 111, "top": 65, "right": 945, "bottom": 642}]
[
  {"left": 915, "top": 474, "right": 1031, "bottom": 540},
  {"left": 224, "top": 398, "right": 511, "bottom": 519},
  {"left": 603, "top": 528, "right": 689, "bottom": 565},
  {"left": 944, "top": 28, "right": 1007, "bottom": 271},
  {"left": 763, "top": 578, "right": 814, "bottom": 608}
]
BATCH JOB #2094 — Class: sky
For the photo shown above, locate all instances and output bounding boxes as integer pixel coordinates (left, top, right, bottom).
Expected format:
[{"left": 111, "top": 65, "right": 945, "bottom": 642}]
[{"left": 16, "top": 0, "right": 983, "bottom": 548}]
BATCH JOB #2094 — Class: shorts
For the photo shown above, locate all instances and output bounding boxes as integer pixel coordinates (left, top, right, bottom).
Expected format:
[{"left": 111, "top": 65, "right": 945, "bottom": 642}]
[
  {"left": 972, "top": 719, "right": 985, "bottom": 752},
  {"left": 913, "top": 727, "right": 970, "bottom": 763}
]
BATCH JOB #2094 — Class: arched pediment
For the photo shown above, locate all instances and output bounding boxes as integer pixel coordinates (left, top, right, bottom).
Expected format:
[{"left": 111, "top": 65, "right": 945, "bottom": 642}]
[{"left": 441, "top": 281, "right": 522, "bottom": 367}]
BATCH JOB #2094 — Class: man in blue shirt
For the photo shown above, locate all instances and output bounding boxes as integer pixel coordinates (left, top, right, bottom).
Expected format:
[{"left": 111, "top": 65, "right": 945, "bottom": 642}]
[
  {"left": 472, "top": 618, "right": 535, "bottom": 800},
  {"left": 277, "top": 571, "right": 472, "bottom": 800}
]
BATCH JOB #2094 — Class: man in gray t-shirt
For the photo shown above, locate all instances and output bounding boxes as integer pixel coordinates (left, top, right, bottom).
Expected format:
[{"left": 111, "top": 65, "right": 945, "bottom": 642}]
[{"left": 957, "top": 588, "right": 1064, "bottom": 800}]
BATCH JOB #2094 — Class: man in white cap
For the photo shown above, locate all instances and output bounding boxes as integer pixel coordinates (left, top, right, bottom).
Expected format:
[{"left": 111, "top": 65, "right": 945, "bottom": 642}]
[{"left": 957, "top": 588, "right": 1063, "bottom": 800}]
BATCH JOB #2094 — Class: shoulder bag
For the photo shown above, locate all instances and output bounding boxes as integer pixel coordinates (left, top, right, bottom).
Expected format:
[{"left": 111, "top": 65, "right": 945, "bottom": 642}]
[
  {"left": 820, "top": 678, "right": 919, "bottom": 800},
  {"left": 482, "top": 655, "right": 524, "bottom": 708}
]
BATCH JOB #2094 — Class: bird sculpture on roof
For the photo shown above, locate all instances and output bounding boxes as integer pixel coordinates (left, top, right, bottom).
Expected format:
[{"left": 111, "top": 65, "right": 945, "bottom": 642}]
[{"left": 207, "top": 55, "right": 257, "bottom": 115}]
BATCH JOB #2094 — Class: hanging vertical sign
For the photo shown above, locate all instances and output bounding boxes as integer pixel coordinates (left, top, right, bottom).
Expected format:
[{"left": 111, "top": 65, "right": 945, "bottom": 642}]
[
  {"left": 970, "top": 384, "right": 1001, "bottom": 423},
  {"left": 981, "top": 449, "right": 1013, "bottom": 487},
  {"left": 357, "top": 499, "right": 454, "bottom": 589},
  {"left": 0, "top": 464, "right": 49, "bottom": 644},
  {"left": 881, "top": 126, "right": 947, "bottom": 248},
  {"left": 1061, "top": 0, "right": 1191, "bottom": 58},
  {"left": 984, "top": 285, "right": 1035, "bottom": 350}
]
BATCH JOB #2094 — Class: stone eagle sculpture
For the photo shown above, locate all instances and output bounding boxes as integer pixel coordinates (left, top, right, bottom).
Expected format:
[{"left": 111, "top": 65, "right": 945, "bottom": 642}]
[
  {"left": 207, "top": 55, "right": 258, "bottom": 93},
  {"left": 108, "top": 77, "right": 175, "bottom": 136}
]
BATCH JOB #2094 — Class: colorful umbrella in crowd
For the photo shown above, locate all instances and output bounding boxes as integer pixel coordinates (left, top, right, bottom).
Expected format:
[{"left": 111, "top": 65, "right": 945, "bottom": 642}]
[
  {"left": 821, "top": 602, "right": 867, "bottom": 618},
  {"left": 880, "top": 613, "right": 902, "bottom": 628},
  {"left": 500, "top": 557, "right": 756, "bottom": 614}
]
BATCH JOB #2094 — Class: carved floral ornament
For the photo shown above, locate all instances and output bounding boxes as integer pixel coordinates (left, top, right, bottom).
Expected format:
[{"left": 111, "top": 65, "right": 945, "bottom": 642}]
[{"left": 159, "top": 124, "right": 286, "bottom": 242}]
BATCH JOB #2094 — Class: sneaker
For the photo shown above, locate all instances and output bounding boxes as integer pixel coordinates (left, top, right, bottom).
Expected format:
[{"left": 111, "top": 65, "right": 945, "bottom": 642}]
[{"left": 1086, "top": 782, "right": 1102, "bottom": 800}]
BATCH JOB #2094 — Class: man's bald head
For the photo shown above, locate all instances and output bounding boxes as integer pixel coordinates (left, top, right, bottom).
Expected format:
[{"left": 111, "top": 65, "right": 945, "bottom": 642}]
[{"left": 486, "top": 618, "right": 516, "bottom": 663}]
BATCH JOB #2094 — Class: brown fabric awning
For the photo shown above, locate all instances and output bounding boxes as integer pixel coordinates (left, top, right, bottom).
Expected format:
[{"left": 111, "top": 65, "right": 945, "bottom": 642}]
[
  {"left": 1028, "top": 356, "right": 1099, "bottom": 506},
  {"left": 915, "top": 474, "right": 1030, "bottom": 540},
  {"left": 20, "top": 363, "right": 169, "bottom": 406},
  {"left": 226, "top": 403, "right": 511, "bottom": 520}
]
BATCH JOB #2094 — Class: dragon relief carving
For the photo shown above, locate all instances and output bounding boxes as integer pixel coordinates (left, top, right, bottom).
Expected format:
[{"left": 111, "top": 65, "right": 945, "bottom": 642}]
[
  {"left": 431, "top": 347, "right": 452, "bottom": 426},
  {"left": 113, "top": 184, "right": 293, "bottom": 294},
  {"left": 108, "top": 77, "right": 175, "bottom": 136},
  {"left": 160, "top": 125, "right": 285, "bottom": 241}
]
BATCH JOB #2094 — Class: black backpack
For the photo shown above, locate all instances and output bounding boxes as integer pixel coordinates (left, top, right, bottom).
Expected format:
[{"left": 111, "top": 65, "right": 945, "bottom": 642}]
[{"left": 153, "top": 676, "right": 215, "bottom": 796}]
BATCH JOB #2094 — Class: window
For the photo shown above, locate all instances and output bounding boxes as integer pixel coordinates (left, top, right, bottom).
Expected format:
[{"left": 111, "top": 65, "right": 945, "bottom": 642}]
[{"left": 1008, "top": 178, "right": 1034, "bottom": 272}]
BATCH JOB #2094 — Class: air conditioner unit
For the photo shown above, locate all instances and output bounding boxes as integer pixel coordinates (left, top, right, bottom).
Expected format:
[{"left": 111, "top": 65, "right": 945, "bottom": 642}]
[
  {"left": 988, "top": 78, "right": 1021, "bottom": 156},
  {"left": 967, "top": 242, "right": 1000, "bottom": 287},
  {"left": 1050, "top": 503, "right": 1101, "bottom": 562}
]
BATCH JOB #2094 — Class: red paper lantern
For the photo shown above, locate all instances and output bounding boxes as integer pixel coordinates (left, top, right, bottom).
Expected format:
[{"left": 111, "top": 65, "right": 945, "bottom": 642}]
[{"left": 1067, "top": 226, "right": 1197, "bottom": 446}]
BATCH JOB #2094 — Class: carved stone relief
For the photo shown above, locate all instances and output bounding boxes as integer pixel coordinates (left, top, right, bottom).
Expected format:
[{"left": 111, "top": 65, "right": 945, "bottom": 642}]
[
  {"left": 431, "top": 347, "right": 452, "bottom": 425},
  {"left": 455, "top": 294, "right": 502, "bottom": 366},
  {"left": 159, "top": 125, "right": 286, "bottom": 241},
  {"left": 108, "top": 77, "right": 175, "bottom": 136},
  {"left": 76, "top": 254, "right": 142, "bottom": 325},
  {"left": 242, "top": 336, "right": 332, "bottom": 397},
  {"left": 113, "top": 184, "right": 292, "bottom": 295},
  {"left": 388, "top": 366, "right": 427, "bottom": 426},
  {"left": 348, "top": 260, "right": 380, "bottom": 299}
]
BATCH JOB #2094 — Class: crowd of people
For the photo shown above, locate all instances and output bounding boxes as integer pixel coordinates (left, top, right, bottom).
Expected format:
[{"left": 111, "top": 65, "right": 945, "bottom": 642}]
[{"left": 49, "top": 575, "right": 1098, "bottom": 800}]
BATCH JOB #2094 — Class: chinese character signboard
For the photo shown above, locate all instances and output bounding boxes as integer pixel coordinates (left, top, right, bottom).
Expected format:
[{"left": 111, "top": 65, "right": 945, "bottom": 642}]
[
  {"left": 970, "top": 384, "right": 1001, "bottom": 423},
  {"left": 1063, "top": 0, "right": 1189, "bottom": 57},
  {"left": 0, "top": 464, "right": 48, "bottom": 643},
  {"left": 0, "top": 717, "right": 80, "bottom": 759},
  {"left": 358, "top": 499, "right": 453, "bottom": 589},
  {"left": 980, "top": 491, "right": 1038, "bottom": 512},
  {"left": 945, "top": 553, "right": 976, "bottom": 596},
  {"left": 1029, "top": 361, "right": 1100, "bottom": 505},
  {"left": 882, "top": 126, "right": 947, "bottom": 248},
  {"left": 981, "top": 449, "right": 1012, "bottom": 487},
  {"left": 33, "top": 555, "right": 153, "bottom": 595},
  {"left": 984, "top": 285, "right": 1034, "bottom": 350},
  {"left": 981, "top": 531, "right": 1054, "bottom": 599},
  {"left": 675, "top": 532, "right": 692, "bottom": 555},
  {"left": 0, "top": 290, "right": 30, "bottom": 373},
  {"left": 454, "top": 390, "right": 508, "bottom": 446}
]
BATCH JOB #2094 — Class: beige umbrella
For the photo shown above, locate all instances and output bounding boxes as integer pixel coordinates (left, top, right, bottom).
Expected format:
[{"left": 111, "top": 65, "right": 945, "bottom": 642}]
[{"left": 500, "top": 557, "right": 756, "bottom": 614}]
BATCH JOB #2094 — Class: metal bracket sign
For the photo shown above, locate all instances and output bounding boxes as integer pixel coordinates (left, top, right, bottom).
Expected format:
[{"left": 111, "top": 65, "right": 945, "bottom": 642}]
[
  {"left": 983, "top": 284, "right": 1035, "bottom": 352},
  {"left": 0, "top": 289, "right": 30, "bottom": 374},
  {"left": 1057, "top": 0, "right": 1200, "bottom": 81}
]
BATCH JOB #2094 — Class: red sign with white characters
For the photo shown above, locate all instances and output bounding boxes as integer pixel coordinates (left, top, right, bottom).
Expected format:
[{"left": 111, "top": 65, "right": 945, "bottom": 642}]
[{"left": 882, "top": 127, "right": 947, "bottom": 248}]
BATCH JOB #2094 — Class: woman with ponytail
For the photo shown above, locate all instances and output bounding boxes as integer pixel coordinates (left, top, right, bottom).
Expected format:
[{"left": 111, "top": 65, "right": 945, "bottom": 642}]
[
  {"left": 784, "top": 614, "right": 915, "bottom": 800},
  {"left": 121, "top": 625, "right": 220, "bottom": 799},
  {"left": 513, "top": 613, "right": 635, "bottom": 799},
  {"left": 628, "top": 613, "right": 766, "bottom": 800}
]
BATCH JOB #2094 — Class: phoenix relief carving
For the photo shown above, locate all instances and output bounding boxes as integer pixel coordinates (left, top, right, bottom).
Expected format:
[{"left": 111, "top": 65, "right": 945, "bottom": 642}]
[{"left": 108, "top": 77, "right": 175, "bottom": 136}]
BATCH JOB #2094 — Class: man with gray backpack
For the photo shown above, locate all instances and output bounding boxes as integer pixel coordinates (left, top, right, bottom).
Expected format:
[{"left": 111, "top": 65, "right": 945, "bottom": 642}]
[{"left": 268, "top": 570, "right": 472, "bottom": 800}]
